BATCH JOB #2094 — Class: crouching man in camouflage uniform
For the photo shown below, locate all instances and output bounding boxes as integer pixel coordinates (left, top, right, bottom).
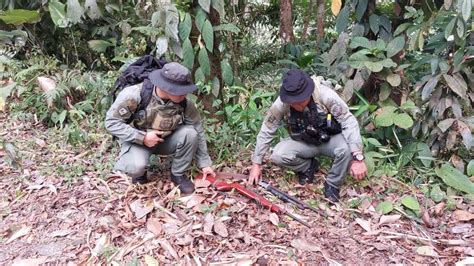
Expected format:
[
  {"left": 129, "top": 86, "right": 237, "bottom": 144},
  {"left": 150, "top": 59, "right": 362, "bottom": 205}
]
[
  {"left": 105, "top": 62, "right": 215, "bottom": 194},
  {"left": 248, "top": 68, "right": 367, "bottom": 202}
]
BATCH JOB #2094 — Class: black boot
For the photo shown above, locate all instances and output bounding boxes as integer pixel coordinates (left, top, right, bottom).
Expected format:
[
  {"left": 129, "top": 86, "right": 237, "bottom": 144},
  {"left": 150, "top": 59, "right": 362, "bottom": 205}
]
[
  {"left": 132, "top": 173, "right": 149, "bottom": 185},
  {"left": 297, "top": 159, "right": 319, "bottom": 185},
  {"left": 171, "top": 174, "right": 195, "bottom": 194},
  {"left": 324, "top": 182, "right": 340, "bottom": 202}
]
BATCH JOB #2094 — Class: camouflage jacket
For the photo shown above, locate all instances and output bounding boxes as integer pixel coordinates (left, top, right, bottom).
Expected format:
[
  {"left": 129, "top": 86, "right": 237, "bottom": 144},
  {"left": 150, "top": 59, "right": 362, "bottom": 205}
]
[
  {"left": 251, "top": 76, "right": 364, "bottom": 164},
  {"left": 105, "top": 83, "right": 212, "bottom": 168}
]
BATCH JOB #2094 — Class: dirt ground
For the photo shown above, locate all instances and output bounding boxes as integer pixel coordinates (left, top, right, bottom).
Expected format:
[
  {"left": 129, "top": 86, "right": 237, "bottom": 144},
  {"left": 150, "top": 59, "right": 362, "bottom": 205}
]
[{"left": 0, "top": 114, "right": 473, "bottom": 265}]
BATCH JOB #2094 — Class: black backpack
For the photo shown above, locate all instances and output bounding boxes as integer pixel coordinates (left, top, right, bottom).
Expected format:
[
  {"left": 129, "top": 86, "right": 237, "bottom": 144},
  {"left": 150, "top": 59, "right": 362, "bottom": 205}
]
[{"left": 113, "top": 55, "right": 167, "bottom": 123}]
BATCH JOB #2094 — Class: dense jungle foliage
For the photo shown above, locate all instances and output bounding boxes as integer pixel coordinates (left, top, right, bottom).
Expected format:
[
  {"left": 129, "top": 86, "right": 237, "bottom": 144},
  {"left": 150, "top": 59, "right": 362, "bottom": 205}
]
[{"left": 1, "top": 0, "right": 473, "bottom": 203}]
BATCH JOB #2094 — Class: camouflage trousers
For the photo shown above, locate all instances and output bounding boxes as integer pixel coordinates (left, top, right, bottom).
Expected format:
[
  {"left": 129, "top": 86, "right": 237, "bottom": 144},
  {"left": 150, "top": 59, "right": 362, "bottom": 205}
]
[
  {"left": 270, "top": 133, "right": 353, "bottom": 188},
  {"left": 114, "top": 125, "right": 198, "bottom": 178}
]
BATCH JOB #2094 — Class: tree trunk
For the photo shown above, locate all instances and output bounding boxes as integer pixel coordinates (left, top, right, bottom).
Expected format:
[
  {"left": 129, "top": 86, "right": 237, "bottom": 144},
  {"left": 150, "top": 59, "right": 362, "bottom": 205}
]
[
  {"left": 301, "top": 0, "right": 315, "bottom": 42},
  {"left": 316, "top": 0, "right": 325, "bottom": 44},
  {"left": 279, "top": 0, "right": 295, "bottom": 43}
]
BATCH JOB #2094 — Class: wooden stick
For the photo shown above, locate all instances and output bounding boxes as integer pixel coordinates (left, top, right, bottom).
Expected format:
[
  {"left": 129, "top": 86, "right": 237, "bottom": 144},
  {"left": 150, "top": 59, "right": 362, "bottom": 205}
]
[{"left": 381, "top": 231, "right": 473, "bottom": 246}]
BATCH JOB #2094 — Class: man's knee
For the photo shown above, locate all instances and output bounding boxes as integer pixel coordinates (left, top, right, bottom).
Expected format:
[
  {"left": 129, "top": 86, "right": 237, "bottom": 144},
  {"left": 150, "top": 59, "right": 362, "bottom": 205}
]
[
  {"left": 115, "top": 160, "right": 148, "bottom": 177},
  {"left": 270, "top": 146, "right": 295, "bottom": 166},
  {"left": 333, "top": 144, "right": 352, "bottom": 162},
  {"left": 179, "top": 126, "right": 198, "bottom": 145}
]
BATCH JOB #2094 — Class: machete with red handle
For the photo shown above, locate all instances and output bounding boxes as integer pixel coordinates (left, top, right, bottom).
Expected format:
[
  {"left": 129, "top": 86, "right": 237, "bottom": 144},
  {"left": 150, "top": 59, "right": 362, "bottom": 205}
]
[{"left": 196, "top": 173, "right": 310, "bottom": 227}]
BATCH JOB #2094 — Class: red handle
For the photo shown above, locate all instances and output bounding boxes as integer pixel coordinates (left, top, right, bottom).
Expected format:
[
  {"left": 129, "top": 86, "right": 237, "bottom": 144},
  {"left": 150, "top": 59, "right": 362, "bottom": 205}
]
[{"left": 195, "top": 174, "right": 281, "bottom": 213}]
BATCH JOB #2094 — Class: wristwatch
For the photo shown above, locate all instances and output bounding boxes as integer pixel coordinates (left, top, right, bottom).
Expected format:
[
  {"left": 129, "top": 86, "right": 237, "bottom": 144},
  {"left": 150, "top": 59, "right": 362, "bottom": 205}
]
[{"left": 353, "top": 153, "right": 365, "bottom": 161}]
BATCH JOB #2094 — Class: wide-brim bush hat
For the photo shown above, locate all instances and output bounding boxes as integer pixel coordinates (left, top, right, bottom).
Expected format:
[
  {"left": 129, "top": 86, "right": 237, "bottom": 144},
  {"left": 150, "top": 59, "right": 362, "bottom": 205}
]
[
  {"left": 280, "top": 68, "right": 315, "bottom": 104},
  {"left": 149, "top": 62, "right": 197, "bottom": 96}
]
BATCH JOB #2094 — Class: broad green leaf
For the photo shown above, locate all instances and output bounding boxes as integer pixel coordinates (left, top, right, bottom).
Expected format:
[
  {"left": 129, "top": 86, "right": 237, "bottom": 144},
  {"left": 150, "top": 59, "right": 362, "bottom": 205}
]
[
  {"left": 376, "top": 201, "right": 393, "bottom": 214},
  {"left": 443, "top": 73, "right": 467, "bottom": 98},
  {"left": 350, "top": 36, "right": 371, "bottom": 49},
  {"left": 365, "top": 152, "right": 375, "bottom": 176},
  {"left": 386, "top": 73, "right": 401, "bottom": 86},
  {"left": 198, "top": 48, "right": 210, "bottom": 76},
  {"left": 379, "top": 83, "right": 391, "bottom": 101},
  {"left": 0, "top": 9, "right": 40, "bottom": 25},
  {"left": 178, "top": 13, "right": 192, "bottom": 40},
  {"left": 199, "top": 0, "right": 211, "bottom": 13},
  {"left": 364, "top": 61, "right": 384, "bottom": 72},
  {"left": 379, "top": 15, "right": 391, "bottom": 32},
  {"left": 380, "top": 58, "right": 397, "bottom": 68},
  {"left": 211, "top": 76, "right": 220, "bottom": 97},
  {"left": 0, "top": 82, "right": 16, "bottom": 110},
  {"left": 394, "top": 113, "right": 413, "bottom": 129},
  {"left": 355, "top": 0, "right": 368, "bottom": 21},
  {"left": 375, "top": 106, "right": 397, "bottom": 127},
  {"left": 416, "top": 142, "right": 433, "bottom": 167},
  {"left": 467, "top": 160, "right": 474, "bottom": 176},
  {"left": 221, "top": 59, "right": 233, "bottom": 85},
  {"left": 435, "top": 164, "right": 474, "bottom": 194},
  {"left": 376, "top": 39, "right": 386, "bottom": 50},
  {"left": 394, "top": 23, "right": 410, "bottom": 36},
  {"left": 194, "top": 67, "right": 205, "bottom": 83},
  {"left": 456, "top": 18, "right": 465, "bottom": 38},
  {"left": 461, "top": 0, "right": 472, "bottom": 22},
  {"left": 213, "top": 23, "right": 240, "bottom": 33},
  {"left": 195, "top": 9, "right": 207, "bottom": 32},
  {"left": 335, "top": 6, "right": 350, "bottom": 33},
  {"left": 386, "top": 36, "right": 405, "bottom": 58},
  {"left": 151, "top": 11, "right": 164, "bottom": 27},
  {"left": 430, "top": 58, "right": 439, "bottom": 75},
  {"left": 445, "top": 17, "right": 456, "bottom": 40},
  {"left": 348, "top": 52, "right": 371, "bottom": 68},
  {"left": 155, "top": 37, "right": 168, "bottom": 58},
  {"left": 88, "top": 40, "right": 113, "bottom": 53},
  {"left": 211, "top": 0, "right": 225, "bottom": 18},
  {"left": 165, "top": 6, "right": 179, "bottom": 41},
  {"left": 430, "top": 185, "right": 446, "bottom": 203},
  {"left": 181, "top": 39, "right": 194, "bottom": 70},
  {"left": 369, "top": 14, "right": 380, "bottom": 35},
  {"left": 202, "top": 20, "right": 214, "bottom": 52},
  {"left": 401, "top": 196, "right": 420, "bottom": 211},
  {"left": 331, "top": 0, "right": 342, "bottom": 16},
  {"left": 67, "top": 0, "right": 84, "bottom": 24},
  {"left": 366, "top": 138, "right": 382, "bottom": 146},
  {"left": 421, "top": 75, "right": 440, "bottom": 101}
]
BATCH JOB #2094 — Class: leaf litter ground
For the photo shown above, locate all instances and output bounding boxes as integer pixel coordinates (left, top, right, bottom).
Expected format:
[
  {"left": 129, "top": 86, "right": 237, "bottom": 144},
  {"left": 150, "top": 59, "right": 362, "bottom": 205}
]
[{"left": 0, "top": 114, "right": 473, "bottom": 265}]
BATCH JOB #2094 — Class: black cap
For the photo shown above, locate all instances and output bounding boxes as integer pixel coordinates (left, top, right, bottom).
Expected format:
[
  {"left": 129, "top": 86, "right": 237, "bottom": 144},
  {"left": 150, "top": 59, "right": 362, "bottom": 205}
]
[
  {"left": 149, "top": 62, "right": 197, "bottom": 96},
  {"left": 279, "top": 69, "right": 315, "bottom": 103}
]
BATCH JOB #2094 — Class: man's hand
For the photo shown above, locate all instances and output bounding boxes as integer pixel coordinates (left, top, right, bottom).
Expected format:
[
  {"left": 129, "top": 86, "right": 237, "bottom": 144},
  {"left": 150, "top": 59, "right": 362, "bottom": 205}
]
[
  {"left": 201, "top": 166, "right": 216, "bottom": 179},
  {"left": 350, "top": 160, "right": 368, "bottom": 180},
  {"left": 248, "top": 163, "right": 262, "bottom": 185},
  {"left": 143, "top": 132, "right": 164, "bottom": 147}
]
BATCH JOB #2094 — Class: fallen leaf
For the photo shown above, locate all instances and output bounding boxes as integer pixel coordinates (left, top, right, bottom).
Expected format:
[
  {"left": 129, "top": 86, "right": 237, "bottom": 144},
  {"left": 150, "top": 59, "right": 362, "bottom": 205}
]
[
  {"left": 455, "top": 257, "right": 474, "bottom": 266},
  {"left": 37, "top": 76, "right": 56, "bottom": 93},
  {"left": 159, "top": 239, "right": 179, "bottom": 260},
  {"left": 186, "top": 195, "right": 206, "bottom": 209},
  {"left": 194, "top": 178, "right": 211, "bottom": 188},
  {"left": 146, "top": 218, "right": 162, "bottom": 236},
  {"left": 12, "top": 256, "right": 47, "bottom": 266},
  {"left": 290, "top": 238, "right": 321, "bottom": 252},
  {"left": 268, "top": 213, "right": 279, "bottom": 226},
  {"left": 6, "top": 226, "right": 31, "bottom": 244},
  {"left": 130, "top": 200, "right": 154, "bottom": 219},
  {"left": 453, "top": 210, "right": 474, "bottom": 222},
  {"left": 213, "top": 219, "right": 228, "bottom": 237},
  {"left": 434, "top": 202, "right": 445, "bottom": 216},
  {"left": 34, "top": 138, "right": 46, "bottom": 148},
  {"left": 422, "top": 211, "right": 433, "bottom": 228},
  {"left": 378, "top": 214, "right": 401, "bottom": 225},
  {"left": 92, "top": 234, "right": 109, "bottom": 257},
  {"left": 449, "top": 223, "right": 472, "bottom": 234},
  {"left": 416, "top": 246, "right": 439, "bottom": 257},
  {"left": 355, "top": 218, "right": 372, "bottom": 232},
  {"left": 144, "top": 254, "right": 159, "bottom": 266},
  {"left": 26, "top": 184, "right": 57, "bottom": 195},
  {"left": 51, "top": 230, "right": 73, "bottom": 237},
  {"left": 203, "top": 213, "right": 214, "bottom": 235}
]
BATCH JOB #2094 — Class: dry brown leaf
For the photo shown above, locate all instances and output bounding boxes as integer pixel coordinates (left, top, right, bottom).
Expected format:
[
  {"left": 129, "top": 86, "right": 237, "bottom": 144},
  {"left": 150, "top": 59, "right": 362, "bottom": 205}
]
[
  {"left": 453, "top": 210, "right": 474, "bottom": 222},
  {"left": 378, "top": 214, "right": 401, "bottom": 225},
  {"left": 51, "top": 229, "right": 73, "bottom": 238},
  {"left": 355, "top": 218, "right": 372, "bottom": 232},
  {"left": 422, "top": 211, "right": 433, "bottom": 228},
  {"left": 34, "top": 138, "right": 46, "bottom": 148},
  {"left": 213, "top": 219, "right": 228, "bottom": 237},
  {"left": 186, "top": 195, "right": 206, "bottom": 209},
  {"left": 416, "top": 246, "right": 439, "bottom": 257},
  {"left": 159, "top": 239, "right": 179, "bottom": 260},
  {"left": 144, "top": 254, "right": 159, "bottom": 266},
  {"left": 203, "top": 213, "right": 214, "bottom": 235},
  {"left": 146, "top": 218, "right": 162, "bottom": 236},
  {"left": 331, "top": 0, "right": 342, "bottom": 16},
  {"left": 162, "top": 222, "right": 179, "bottom": 235},
  {"left": 92, "top": 234, "right": 109, "bottom": 257},
  {"left": 268, "top": 213, "right": 280, "bottom": 226},
  {"left": 6, "top": 226, "right": 31, "bottom": 244},
  {"left": 194, "top": 178, "right": 211, "bottom": 188},
  {"left": 12, "top": 256, "right": 47, "bottom": 266},
  {"left": 290, "top": 238, "right": 321, "bottom": 252},
  {"left": 37, "top": 76, "right": 56, "bottom": 93},
  {"left": 434, "top": 202, "right": 445, "bottom": 216},
  {"left": 26, "top": 184, "right": 57, "bottom": 195},
  {"left": 130, "top": 200, "right": 154, "bottom": 219}
]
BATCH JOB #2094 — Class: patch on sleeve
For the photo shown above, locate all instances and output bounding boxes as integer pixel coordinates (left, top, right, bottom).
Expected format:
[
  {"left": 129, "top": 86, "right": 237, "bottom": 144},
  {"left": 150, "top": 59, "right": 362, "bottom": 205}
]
[
  {"left": 118, "top": 107, "right": 129, "bottom": 116},
  {"left": 329, "top": 99, "right": 347, "bottom": 117},
  {"left": 264, "top": 108, "right": 281, "bottom": 128}
]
